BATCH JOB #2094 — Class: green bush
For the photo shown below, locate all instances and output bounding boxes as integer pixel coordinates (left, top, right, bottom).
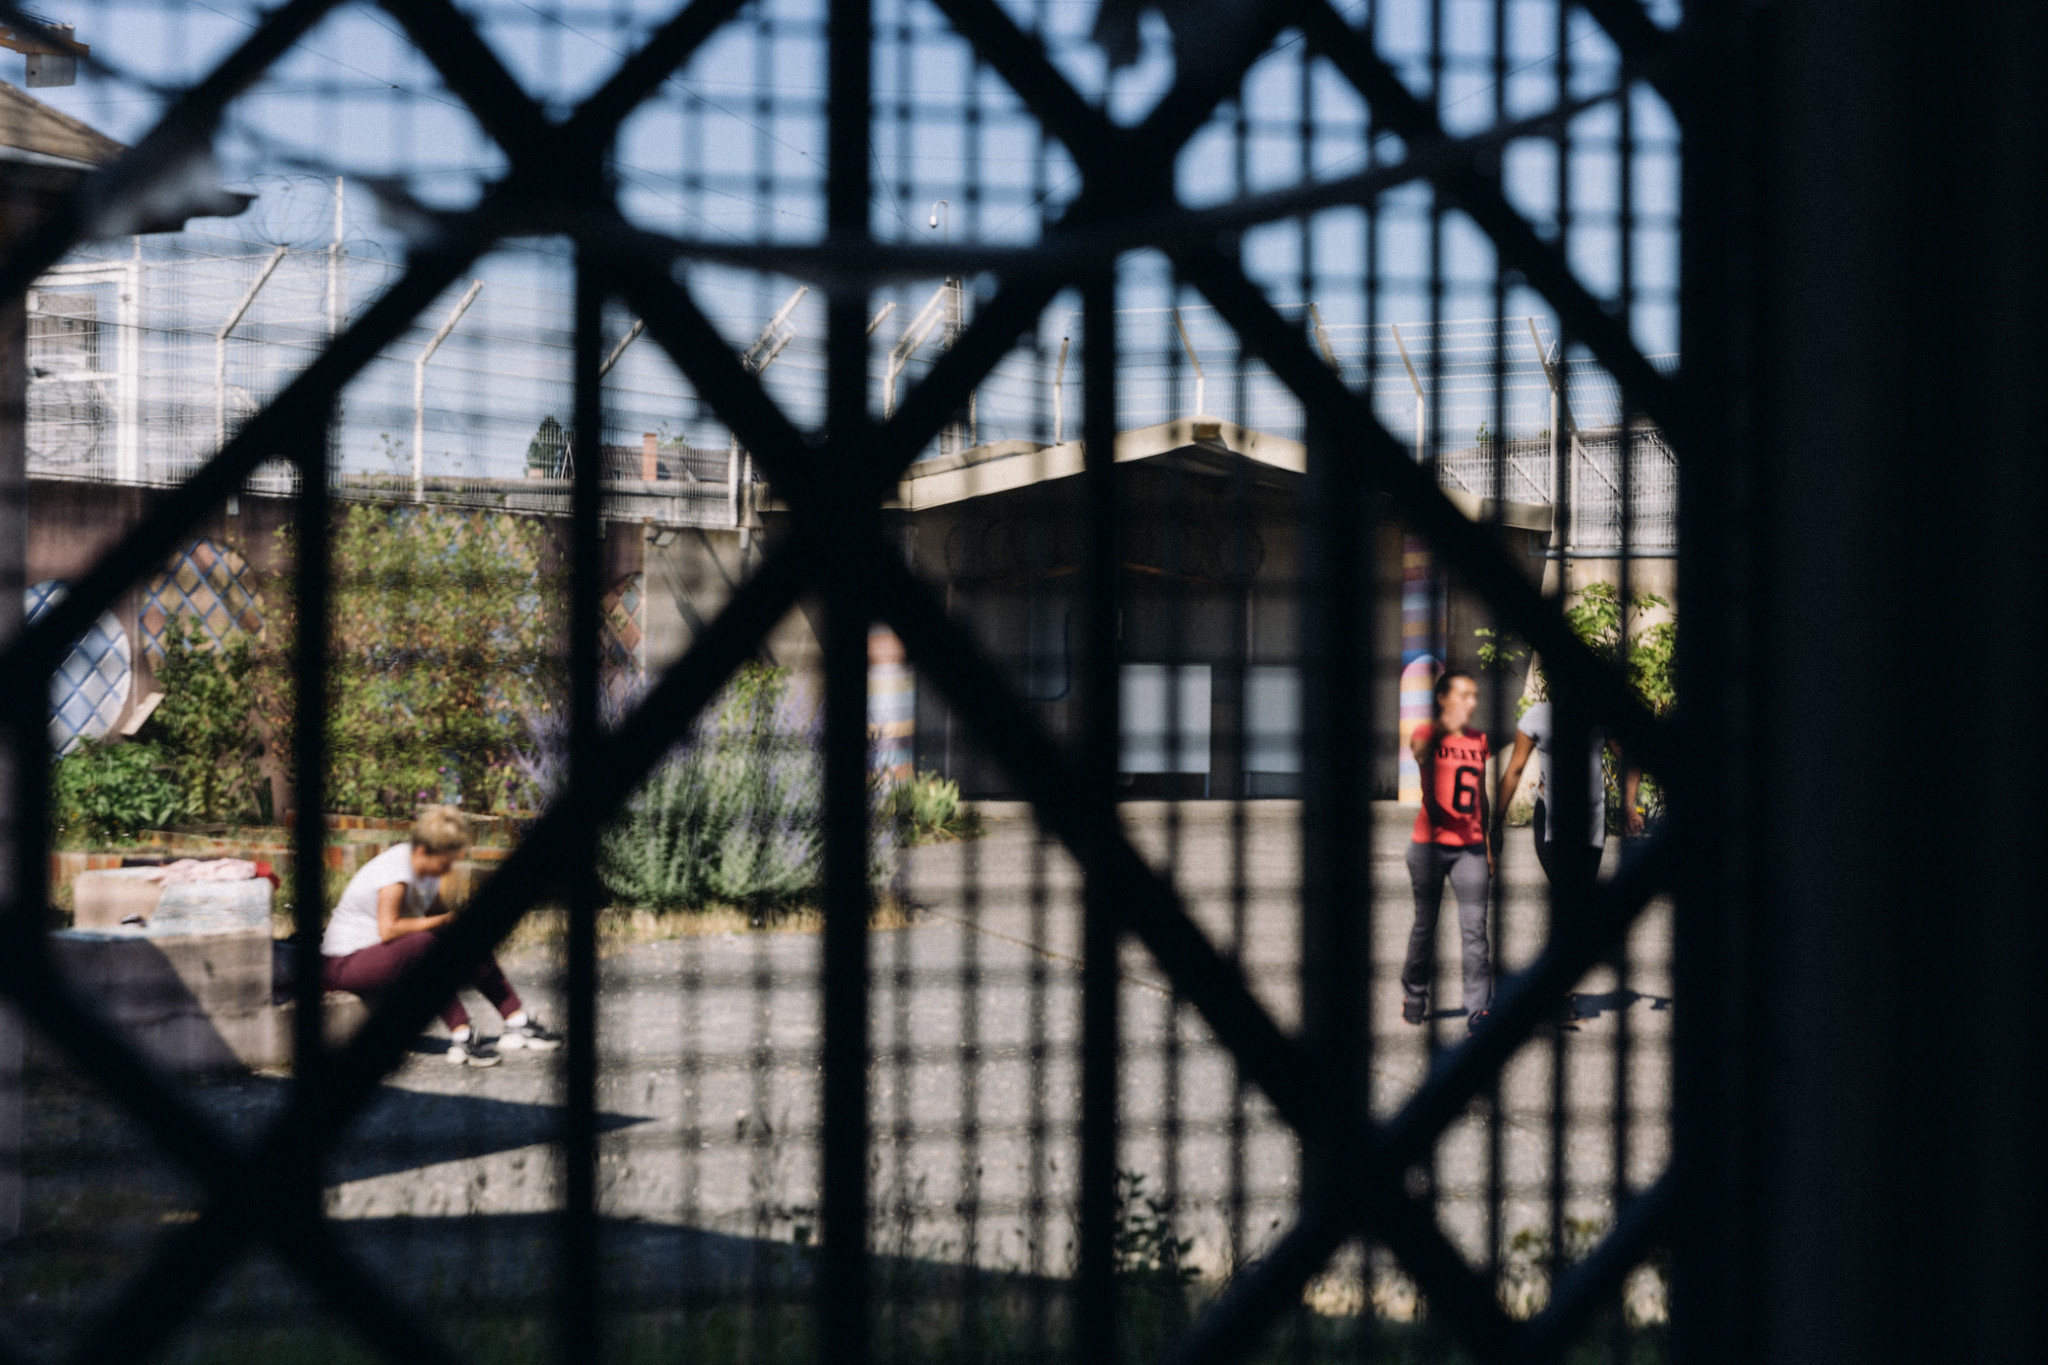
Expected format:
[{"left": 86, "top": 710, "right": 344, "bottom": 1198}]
[
  {"left": 1114, "top": 1170, "right": 1196, "bottom": 1285},
  {"left": 885, "top": 770, "right": 981, "bottom": 844},
  {"left": 146, "top": 617, "right": 267, "bottom": 824},
  {"left": 258, "top": 504, "right": 564, "bottom": 817},
  {"left": 51, "top": 738, "right": 182, "bottom": 843},
  {"left": 1475, "top": 581, "right": 1676, "bottom": 825},
  {"left": 600, "top": 665, "right": 824, "bottom": 914}
]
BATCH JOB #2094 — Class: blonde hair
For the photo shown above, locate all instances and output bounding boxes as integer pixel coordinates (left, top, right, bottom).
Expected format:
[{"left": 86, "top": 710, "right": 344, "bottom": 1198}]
[{"left": 412, "top": 804, "right": 471, "bottom": 856}]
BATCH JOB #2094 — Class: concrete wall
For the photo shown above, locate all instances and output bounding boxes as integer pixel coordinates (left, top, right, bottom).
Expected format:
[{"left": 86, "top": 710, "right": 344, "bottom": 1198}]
[{"left": 641, "top": 522, "right": 822, "bottom": 682}]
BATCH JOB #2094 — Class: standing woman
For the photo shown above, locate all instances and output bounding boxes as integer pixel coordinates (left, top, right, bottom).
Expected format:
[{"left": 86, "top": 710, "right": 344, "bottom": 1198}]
[{"left": 1400, "top": 670, "right": 1495, "bottom": 1033}]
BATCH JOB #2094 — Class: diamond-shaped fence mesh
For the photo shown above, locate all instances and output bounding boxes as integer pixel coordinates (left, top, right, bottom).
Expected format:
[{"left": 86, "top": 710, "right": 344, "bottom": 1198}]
[
  {"left": 25, "top": 579, "right": 134, "bottom": 755},
  {"left": 138, "top": 539, "right": 267, "bottom": 659},
  {"left": 0, "top": 2, "right": 1690, "bottom": 1363}
]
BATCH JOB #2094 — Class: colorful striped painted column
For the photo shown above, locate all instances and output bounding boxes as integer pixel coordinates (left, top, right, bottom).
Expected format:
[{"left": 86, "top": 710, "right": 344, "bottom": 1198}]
[
  {"left": 867, "top": 626, "right": 915, "bottom": 783},
  {"left": 1397, "top": 535, "right": 1443, "bottom": 801}
]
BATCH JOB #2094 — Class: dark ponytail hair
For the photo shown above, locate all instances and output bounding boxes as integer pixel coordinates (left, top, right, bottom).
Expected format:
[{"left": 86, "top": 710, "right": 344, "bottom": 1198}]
[{"left": 1432, "top": 669, "right": 1476, "bottom": 724}]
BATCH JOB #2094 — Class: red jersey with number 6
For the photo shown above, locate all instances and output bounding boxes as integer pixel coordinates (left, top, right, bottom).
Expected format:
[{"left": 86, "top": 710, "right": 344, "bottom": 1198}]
[{"left": 1411, "top": 722, "right": 1491, "bottom": 847}]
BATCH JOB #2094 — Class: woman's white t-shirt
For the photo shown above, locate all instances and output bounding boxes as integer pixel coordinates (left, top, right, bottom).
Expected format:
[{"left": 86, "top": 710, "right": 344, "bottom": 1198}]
[
  {"left": 1517, "top": 702, "right": 1608, "bottom": 847},
  {"left": 321, "top": 842, "right": 441, "bottom": 957}
]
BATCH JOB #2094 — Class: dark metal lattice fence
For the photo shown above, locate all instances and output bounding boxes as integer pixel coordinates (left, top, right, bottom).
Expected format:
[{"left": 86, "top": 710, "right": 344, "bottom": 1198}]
[{"left": 0, "top": 2, "right": 1690, "bottom": 1362}]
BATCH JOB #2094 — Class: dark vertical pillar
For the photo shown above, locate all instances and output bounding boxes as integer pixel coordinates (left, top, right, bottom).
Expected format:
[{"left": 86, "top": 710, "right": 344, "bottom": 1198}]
[
  {"left": 1671, "top": 4, "right": 1765, "bottom": 1362},
  {"left": 290, "top": 403, "right": 332, "bottom": 1197},
  {"left": 1075, "top": 270, "right": 1120, "bottom": 1365},
  {"left": 0, "top": 290, "right": 25, "bottom": 1240},
  {"left": 1298, "top": 415, "right": 1368, "bottom": 1206},
  {"left": 560, "top": 253, "right": 606, "bottom": 1365},
  {"left": 821, "top": 1, "right": 873, "bottom": 1361},
  {"left": 1678, "top": 4, "right": 2048, "bottom": 1363}
]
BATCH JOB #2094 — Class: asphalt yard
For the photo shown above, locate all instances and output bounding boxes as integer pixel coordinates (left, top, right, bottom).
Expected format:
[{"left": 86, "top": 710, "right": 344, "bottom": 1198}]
[
  {"left": 8, "top": 800, "right": 1669, "bottom": 1343},
  {"left": 310, "top": 801, "right": 1670, "bottom": 1299}
]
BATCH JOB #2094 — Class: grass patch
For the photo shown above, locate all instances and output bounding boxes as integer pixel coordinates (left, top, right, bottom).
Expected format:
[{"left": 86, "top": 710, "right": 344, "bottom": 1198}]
[{"left": 497, "top": 900, "right": 922, "bottom": 957}]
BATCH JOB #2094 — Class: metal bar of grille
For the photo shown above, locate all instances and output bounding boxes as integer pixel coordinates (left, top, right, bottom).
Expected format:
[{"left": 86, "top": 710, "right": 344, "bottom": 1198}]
[
  {"left": 1280, "top": 0, "right": 1685, "bottom": 448},
  {"left": 0, "top": 9, "right": 1714, "bottom": 1365},
  {"left": 372, "top": 0, "right": 552, "bottom": 152},
  {"left": 1075, "top": 268, "right": 1119, "bottom": 1365},
  {"left": 1573, "top": 0, "right": 1678, "bottom": 104},
  {"left": 561, "top": 247, "right": 606, "bottom": 1364},
  {"left": 290, "top": 401, "right": 331, "bottom": 1156},
  {"left": 822, "top": 0, "right": 874, "bottom": 1358},
  {"left": 1671, "top": 5, "right": 1754, "bottom": 1357},
  {"left": 1298, "top": 395, "right": 1368, "bottom": 1351},
  {"left": 1298, "top": 404, "right": 1366, "bottom": 1197}
]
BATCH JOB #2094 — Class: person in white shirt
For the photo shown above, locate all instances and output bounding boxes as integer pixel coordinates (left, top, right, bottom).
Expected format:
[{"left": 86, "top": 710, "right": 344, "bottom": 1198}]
[
  {"left": 1492, "top": 700, "right": 1642, "bottom": 894},
  {"left": 320, "top": 805, "right": 560, "bottom": 1066}
]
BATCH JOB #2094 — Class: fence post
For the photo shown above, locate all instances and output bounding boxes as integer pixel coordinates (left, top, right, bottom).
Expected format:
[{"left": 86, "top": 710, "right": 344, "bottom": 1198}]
[
  {"left": 412, "top": 278, "right": 483, "bottom": 502},
  {"left": 0, "top": 286, "right": 23, "bottom": 1241},
  {"left": 214, "top": 244, "right": 288, "bottom": 453}
]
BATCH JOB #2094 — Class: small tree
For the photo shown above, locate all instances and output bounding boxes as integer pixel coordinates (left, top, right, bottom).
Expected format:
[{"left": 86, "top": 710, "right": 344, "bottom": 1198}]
[
  {"left": 526, "top": 415, "right": 568, "bottom": 476},
  {"left": 51, "top": 739, "right": 182, "bottom": 844}
]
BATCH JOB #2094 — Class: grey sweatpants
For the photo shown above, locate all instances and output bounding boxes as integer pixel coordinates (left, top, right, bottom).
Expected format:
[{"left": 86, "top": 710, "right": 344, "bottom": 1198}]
[{"left": 1402, "top": 842, "right": 1493, "bottom": 1016}]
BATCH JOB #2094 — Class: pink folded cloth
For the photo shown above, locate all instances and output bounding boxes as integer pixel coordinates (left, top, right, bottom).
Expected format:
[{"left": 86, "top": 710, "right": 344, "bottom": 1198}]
[{"left": 142, "top": 858, "right": 259, "bottom": 885}]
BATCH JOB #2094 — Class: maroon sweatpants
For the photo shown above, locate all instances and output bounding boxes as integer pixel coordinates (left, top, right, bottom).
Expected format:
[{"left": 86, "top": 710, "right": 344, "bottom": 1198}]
[{"left": 322, "top": 930, "right": 522, "bottom": 1031}]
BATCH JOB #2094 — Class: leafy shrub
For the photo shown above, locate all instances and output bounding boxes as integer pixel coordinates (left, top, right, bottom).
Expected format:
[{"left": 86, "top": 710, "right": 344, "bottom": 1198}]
[
  {"left": 885, "top": 770, "right": 981, "bottom": 844},
  {"left": 1475, "top": 581, "right": 1676, "bottom": 825},
  {"left": 258, "top": 504, "right": 564, "bottom": 817},
  {"left": 146, "top": 617, "right": 268, "bottom": 824},
  {"left": 599, "top": 665, "right": 825, "bottom": 914},
  {"left": 1478, "top": 582, "right": 1674, "bottom": 717},
  {"left": 51, "top": 739, "right": 182, "bottom": 843}
]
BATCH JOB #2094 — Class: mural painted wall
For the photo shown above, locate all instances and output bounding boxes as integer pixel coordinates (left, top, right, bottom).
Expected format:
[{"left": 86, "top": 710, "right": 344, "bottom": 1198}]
[{"left": 1397, "top": 535, "right": 1444, "bottom": 801}]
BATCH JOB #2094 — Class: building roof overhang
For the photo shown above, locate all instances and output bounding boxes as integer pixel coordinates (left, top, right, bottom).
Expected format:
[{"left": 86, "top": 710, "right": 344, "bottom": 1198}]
[
  {"left": 889, "top": 415, "right": 1551, "bottom": 533},
  {"left": 891, "top": 416, "right": 1302, "bottom": 512}
]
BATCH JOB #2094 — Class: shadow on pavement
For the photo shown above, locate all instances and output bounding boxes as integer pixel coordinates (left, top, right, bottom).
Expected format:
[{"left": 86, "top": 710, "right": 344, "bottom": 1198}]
[
  {"left": 331, "top": 1083, "right": 648, "bottom": 1183},
  {"left": 326, "top": 1212, "right": 1061, "bottom": 1304},
  {"left": 1565, "top": 988, "right": 1672, "bottom": 1021}
]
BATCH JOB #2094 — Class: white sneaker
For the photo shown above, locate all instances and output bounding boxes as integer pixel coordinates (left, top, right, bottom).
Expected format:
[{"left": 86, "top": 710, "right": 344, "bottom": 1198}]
[
  {"left": 447, "top": 1033, "right": 502, "bottom": 1067},
  {"left": 499, "top": 1018, "right": 563, "bottom": 1052}
]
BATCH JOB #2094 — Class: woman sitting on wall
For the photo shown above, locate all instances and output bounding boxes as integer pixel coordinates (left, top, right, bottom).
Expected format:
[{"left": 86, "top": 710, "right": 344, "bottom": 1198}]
[{"left": 320, "top": 804, "right": 561, "bottom": 1067}]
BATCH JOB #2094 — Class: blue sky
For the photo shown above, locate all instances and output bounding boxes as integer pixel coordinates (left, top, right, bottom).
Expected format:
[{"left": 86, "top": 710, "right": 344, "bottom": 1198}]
[{"left": 20, "top": 0, "right": 1677, "bottom": 479}]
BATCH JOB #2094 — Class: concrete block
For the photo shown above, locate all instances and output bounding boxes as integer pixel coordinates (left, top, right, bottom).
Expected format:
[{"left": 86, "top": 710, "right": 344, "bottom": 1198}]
[
  {"left": 72, "top": 867, "right": 274, "bottom": 931},
  {"left": 50, "top": 926, "right": 279, "bottom": 1072},
  {"left": 271, "top": 992, "right": 370, "bottom": 1054},
  {"left": 72, "top": 868, "right": 162, "bottom": 929},
  {"left": 51, "top": 882, "right": 282, "bottom": 1073}
]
